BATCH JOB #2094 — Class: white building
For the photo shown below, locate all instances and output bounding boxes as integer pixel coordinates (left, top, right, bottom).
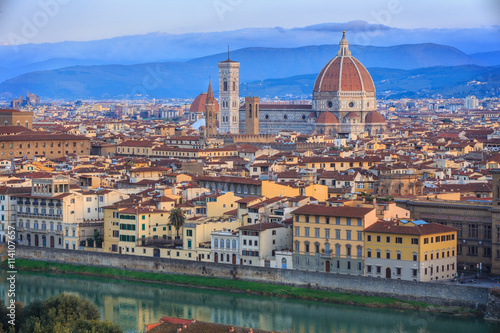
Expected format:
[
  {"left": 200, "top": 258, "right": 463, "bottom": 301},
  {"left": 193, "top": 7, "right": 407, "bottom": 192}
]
[
  {"left": 464, "top": 95, "right": 479, "bottom": 110},
  {"left": 238, "top": 222, "right": 292, "bottom": 267},
  {"left": 211, "top": 229, "right": 239, "bottom": 264}
]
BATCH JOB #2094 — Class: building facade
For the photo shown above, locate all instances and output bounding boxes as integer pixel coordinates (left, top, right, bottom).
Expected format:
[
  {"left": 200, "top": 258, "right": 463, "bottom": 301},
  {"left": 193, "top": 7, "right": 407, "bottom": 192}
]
[
  {"left": 364, "top": 220, "right": 458, "bottom": 281},
  {"left": 292, "top": 204, "right": 377, "bottom": 274}
]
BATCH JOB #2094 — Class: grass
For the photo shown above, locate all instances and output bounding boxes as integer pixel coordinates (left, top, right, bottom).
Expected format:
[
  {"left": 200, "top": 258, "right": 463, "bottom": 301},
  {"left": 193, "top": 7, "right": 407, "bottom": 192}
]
[{"left": 5, "top": 259, "right": 439, "bottom": 311}]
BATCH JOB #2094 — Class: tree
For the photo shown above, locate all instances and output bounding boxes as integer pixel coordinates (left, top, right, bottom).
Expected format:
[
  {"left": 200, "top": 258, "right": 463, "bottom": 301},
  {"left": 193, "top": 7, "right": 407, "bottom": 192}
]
[
  {"left": 169, "top": 208, "right": 185, "bottom": 239},
  {"left": 18, "top": 294, "right": 122, "bottom": 333}
]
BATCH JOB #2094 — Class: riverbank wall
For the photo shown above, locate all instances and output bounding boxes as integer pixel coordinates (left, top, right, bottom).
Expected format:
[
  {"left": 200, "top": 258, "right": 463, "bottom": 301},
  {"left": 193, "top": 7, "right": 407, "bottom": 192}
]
[{"left": 16, "top": 246, "right": 491, "bottom": 312}]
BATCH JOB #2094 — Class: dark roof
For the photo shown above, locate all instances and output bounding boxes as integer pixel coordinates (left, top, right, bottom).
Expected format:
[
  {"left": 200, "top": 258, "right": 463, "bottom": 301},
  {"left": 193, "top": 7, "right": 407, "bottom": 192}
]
[
  {"left": 238, "top": 222, "right": 285, "bottom": 231},
  {"left": 364, "top": 220, "right": 458, "bottom": 236}
]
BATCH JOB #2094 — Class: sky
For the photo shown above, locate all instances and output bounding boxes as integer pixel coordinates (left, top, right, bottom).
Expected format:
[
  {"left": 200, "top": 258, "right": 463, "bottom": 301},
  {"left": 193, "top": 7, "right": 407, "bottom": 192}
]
[{"left": 0, "top": 0, "right": 499, "bottom": 45}]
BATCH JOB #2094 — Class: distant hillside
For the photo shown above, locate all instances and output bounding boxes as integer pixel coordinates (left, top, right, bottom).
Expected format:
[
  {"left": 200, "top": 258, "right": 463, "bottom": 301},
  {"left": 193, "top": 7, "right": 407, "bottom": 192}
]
[
  {"left": 244, "top": 65, "right": 500, "bottom": 99},
  {"left": 1, "top": 43, "right": 496, "bottom": 100},
  {"left": 469, "top": 50, "right": 500, "bottom": 66},
  {"left": 1, "top": 61, "right": 498, "bottom": 100},
  {"left": 0, "top": 20, "right": 498, "bottom": 82}
]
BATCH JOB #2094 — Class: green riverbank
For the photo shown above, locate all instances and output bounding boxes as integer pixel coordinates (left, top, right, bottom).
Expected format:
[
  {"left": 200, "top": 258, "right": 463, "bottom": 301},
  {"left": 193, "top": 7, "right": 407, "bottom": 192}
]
[{"left": 5, "top": 259, "right": 477, "bottom": 316}]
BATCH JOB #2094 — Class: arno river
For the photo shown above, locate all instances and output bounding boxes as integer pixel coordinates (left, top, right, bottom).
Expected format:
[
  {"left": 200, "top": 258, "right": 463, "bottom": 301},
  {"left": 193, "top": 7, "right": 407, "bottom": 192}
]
[{"left": 1, "top": 270, "right": 499, "bottom": 333}]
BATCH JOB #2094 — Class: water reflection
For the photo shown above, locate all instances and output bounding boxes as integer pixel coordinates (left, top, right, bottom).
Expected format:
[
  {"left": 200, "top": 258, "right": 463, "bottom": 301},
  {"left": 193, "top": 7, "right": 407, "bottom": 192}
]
[{"left": 1, "top": 270, "right": 499, "bottom": 333}]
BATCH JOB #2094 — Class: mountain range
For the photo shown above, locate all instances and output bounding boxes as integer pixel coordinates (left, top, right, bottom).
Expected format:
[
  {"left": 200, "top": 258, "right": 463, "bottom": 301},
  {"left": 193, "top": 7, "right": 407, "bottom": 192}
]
[
  {"left": 1, "top": 43, "right": 499, "bottom": 100},
  {"left": 0, "top": 21, "right": 499, "bottom": 100}
]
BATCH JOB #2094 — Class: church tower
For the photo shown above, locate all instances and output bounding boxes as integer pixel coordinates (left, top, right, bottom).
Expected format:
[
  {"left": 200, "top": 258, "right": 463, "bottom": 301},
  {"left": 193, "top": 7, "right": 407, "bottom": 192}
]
[
  {"left": 218, "top": 53, "right": 240, "bottom": 134},
  {"left": 245, "top": 96, "right": 260, "bottom": 135},
  {"left": 205, "top": 79, "right": 217, "bottom": 137}
]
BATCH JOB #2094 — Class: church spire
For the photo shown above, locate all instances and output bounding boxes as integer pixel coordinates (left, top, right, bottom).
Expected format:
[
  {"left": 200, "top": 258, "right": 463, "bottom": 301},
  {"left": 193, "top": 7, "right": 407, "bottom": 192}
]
[
  {"left": 337, "top": 30, "right": 351, "bottom": 57},
  {"left": 207, "top": 77, "right": 215, "bottom": 103}
]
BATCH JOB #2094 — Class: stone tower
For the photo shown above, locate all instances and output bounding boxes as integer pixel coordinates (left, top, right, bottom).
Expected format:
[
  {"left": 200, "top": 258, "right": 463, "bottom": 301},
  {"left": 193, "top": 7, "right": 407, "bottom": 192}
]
[
  {"left": 205, "top": 79, "right": 217, "bottom": 137},
  {"left": 218, "top": 54, "right": 240, "bottom": 134},
  {"left": 245, "top": 96, "right": 260, "bottom": 135},
  {"left": 490, "top": 169, "right": 500, "bottom": 275}
]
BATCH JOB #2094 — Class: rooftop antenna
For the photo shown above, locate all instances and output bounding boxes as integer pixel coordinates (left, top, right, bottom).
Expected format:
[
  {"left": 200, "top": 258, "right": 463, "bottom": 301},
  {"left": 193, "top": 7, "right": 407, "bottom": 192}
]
[{"left": 227, "top": 45, "right": 230, "bottom": 60}]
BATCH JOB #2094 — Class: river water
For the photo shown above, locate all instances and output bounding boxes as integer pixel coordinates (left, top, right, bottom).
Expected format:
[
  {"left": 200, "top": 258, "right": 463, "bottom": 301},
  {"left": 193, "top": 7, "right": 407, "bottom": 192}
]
[{"left": 1, "top": 270, "right": 499, "bottom": 333}]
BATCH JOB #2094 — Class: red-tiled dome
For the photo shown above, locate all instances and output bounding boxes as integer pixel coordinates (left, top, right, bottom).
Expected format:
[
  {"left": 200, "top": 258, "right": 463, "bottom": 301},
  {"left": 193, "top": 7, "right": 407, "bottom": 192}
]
[
  {"left": 345, "top": 111, "right": 360, "bottom": 118},
  {"left": 190, "top": 93, "right": 219, "bottom": 113},
  {"left": 313, "top": 33, "right": 375, "bottom": 94},
  {"left": 316, "top": 111, "right": 339, "bottom": 124},
  {"left": 365, "top": 111, "right": 386, "bottom": 123}
]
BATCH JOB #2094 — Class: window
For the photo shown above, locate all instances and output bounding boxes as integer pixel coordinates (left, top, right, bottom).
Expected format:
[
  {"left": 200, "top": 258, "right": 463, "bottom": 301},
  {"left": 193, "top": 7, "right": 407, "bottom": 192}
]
[
  {"left": 376, "top": 250, "right": 381, "bottom": 258},
  {"left": 386, "top": 251, "right": 390, "bottom": 259},
  {"left": 395, "top": 237, "right": 402, "bottom": 244},
  {"left": 367, "top": 249, "right": 372, "bottom": 258},
  {"left": 424, "top": 238, "right": 429, "bottom": 244},
  {"left": 335, "top": 229, "right": 340, "bottom": 239},
  {"left": 435, "top": 236, "right": 440, "bottom": 243},
  {"left": 386, "top": 236, "right": 390, "bottom": 243},
  {"left": 357, "top": 219, "right": 362, "bottom": 226},
  {"left": 357, "top": 231, "right": 362, "bottom": 241},
  {"left": 396, "top": 267, "right": 401, "bottom": 276},
  {"left": 376, "top": 235, "right": 381, "bottom": 242},
  {"left": 315, "top": 228, "right": 320, "bottom": 238},
  {"left": 468, "top": 224, "right": 478, "bottom": 238},
  {"left": 325, "top": 217, "right": 330, "bottom": 224},
  {"left": 336, "top": 217, "right": 340, "bottom": 225},
  {"left": 305, "top": 243, "right": 310, "bottom": 253},
  {"left": 411, "top": 238, "right": 418, "bottom": 245},
  {"left": 295, "top": 242, "right": 300, "bottom": 252},
  {"left": 305, "top": 216, "right": 309, "bottom": 223},
  {"left": 315, "top": 216, "right": 320, "bottom": 223},
  {"left": 305, "top": 227, "right": 310, "bottom": 237},
  {"left": 325, "top": 229, "right": 330, "bottom": 239},
  {"left": 346, "top": 230, "right": 351, "bottom": 240},
  {"left": 367, "top": 265, "right": 372, "bottom": 273},
  {"left": 397, "top": 252, "right": 401, "bottom": 260},
  {"left": 346, "top": 218, "right": 351, "bottom": 226},
  {"left": 295, "top": 227, "right": 300, "bottom": 237},
  {"left": 412, "top": 269, "right": 417, "bottom": 277},
  {"left": 376, "top": 266, "right": 381, "bottom": 274},
  {"left": 357, "top": 247, "right": 362, "bottom": 258},
  {"left": 367, "top": 235, "right": 371, "bottom": 242}
]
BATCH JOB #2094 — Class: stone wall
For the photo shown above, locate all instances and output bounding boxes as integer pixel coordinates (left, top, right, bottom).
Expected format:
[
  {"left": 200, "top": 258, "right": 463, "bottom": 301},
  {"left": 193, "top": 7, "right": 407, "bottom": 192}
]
[{"left": 16, "top": 246, "right": 490, "bottom": 311}]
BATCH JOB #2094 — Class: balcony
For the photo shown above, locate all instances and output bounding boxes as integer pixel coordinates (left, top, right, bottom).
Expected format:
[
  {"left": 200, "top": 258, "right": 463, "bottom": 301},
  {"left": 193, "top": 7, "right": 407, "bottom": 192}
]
[
  {"left": 320, "top": 252, "right": 334, "bottom": 259},
  {"left": 40, "top": 201, "right": 47, "bottom": 206},
  {"left": 33, "top": 200, "right": 39, "bottom": 205},
  {"left": 48, "top": 203, "right": 55, "bottom": 207}
]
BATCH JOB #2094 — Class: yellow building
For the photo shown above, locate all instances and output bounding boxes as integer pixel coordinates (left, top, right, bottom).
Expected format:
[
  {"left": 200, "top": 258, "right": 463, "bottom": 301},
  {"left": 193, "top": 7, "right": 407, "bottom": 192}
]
[
  {"left": 103, "top": 206, "right": 172, "bottom": 255},
  {"left": 364, "top": 220, "right": 457, "bottom": 281},
  {"left": 292, "top": 204, "right": 377, "bottom": 274},
  {"left": 206, "top": 192, "right": 241, "bottom": 218}
]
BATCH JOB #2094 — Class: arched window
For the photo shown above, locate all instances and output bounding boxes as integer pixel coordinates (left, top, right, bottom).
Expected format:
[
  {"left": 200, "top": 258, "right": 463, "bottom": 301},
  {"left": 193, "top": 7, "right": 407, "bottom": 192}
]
[
  {"left": 220, "top": 239, "right": 224, "bottom": 249},
  {"left": 223, "top": 79, "right": 228, "bottom": 92},
  {"left": 25, "top": 121, "right": 29, "bottom": 128},
  {"left": 249, "top": 104, "right": 252, "bottom": 118},
  {"left": 226, "top": 239, "right": 230, "bottom": 249},
  {"left": 232, "top": 81, "right": 236, "bottom": 91},
  {"left": 214, "top": 238, "right": 218, "bottom": 248},
  {"left": 232, "top": 240, "right": 237, "bottom": 249}
]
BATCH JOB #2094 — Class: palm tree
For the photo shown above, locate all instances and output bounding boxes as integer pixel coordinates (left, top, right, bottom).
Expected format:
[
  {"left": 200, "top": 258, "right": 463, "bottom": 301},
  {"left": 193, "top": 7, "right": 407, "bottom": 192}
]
[{"left": 169, "top": 208, "right": 185, "bottom": 240}]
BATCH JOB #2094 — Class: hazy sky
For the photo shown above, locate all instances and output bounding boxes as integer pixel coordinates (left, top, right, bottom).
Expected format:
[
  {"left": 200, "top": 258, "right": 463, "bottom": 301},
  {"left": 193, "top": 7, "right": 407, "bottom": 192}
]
[{"left": 1, "top": 0, "right": 498, "bottom": 45}]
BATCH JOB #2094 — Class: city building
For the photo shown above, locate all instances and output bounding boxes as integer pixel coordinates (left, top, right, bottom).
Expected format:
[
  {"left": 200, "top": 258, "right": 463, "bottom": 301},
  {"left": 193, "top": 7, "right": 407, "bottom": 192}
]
[
  {"left": 291, "top": 204, "right": 377, "bottom": 274},
  {"left": 364, "top": 219, "right": 458, "bottom": 281}
]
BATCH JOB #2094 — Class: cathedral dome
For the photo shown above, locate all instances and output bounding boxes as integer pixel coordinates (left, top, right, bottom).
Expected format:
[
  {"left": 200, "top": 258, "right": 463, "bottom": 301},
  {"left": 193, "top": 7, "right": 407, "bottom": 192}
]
[
  {"left": 190, "top": 93, "right": 219, "bottom": 113},
  {"left": 313, "top": 32, "right": 375, "bottom": 94},
  {"left": 316, "top": 111, "right": 339, "bottom": 124},
  {"left": 365, "top": 111, "right": 386, "bottom": 123}
]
